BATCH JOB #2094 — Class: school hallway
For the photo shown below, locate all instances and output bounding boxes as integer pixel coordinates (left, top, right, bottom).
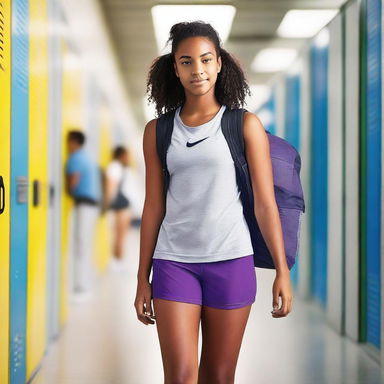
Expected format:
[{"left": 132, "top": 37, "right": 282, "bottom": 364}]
[
  {"left": 3, "top": 1, "right": 384, "bottom": 383},
  {"left": 28, "top": 228, "right": 381, "bottom": 384}
]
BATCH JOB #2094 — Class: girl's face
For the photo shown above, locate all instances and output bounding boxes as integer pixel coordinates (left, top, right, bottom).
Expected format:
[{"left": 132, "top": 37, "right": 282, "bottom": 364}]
[{"left": 173, "top": 36, "right": 221, "bottom": 97}]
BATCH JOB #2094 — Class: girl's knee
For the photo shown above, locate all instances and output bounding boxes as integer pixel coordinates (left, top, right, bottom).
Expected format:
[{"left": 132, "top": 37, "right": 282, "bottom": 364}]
[
  {"left": 198, "top": 366, "right": 235, "bottom": 384},
  {"left": 165, "top": 366, "right": 198, "bottom": 384}
]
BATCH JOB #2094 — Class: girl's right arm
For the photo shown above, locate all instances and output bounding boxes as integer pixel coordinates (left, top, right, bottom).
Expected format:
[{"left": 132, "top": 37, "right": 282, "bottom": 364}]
[{"left": 137, "top": 118, "right": 166, "bottom": 282}]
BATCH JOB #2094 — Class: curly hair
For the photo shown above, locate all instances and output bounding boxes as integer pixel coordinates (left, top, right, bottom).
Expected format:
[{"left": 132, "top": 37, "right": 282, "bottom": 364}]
[{"left": 146, "top": 21, "right": 251, "bottom": 116}]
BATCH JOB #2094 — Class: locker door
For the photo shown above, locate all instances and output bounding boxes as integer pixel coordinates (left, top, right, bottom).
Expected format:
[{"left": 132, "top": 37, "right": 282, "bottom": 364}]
[
  {"left": 0, "top": 2, "right": 11, "bottom": 384},
  {"left": 27, "top": 0, "right": 49, "bottom": 378},
  {"left": 266, "top": 87, "right": 277, "bottom": 135},
  {"left": 10, "top": 0, "right": 29, "bottom": 382},
  {"left": 310, "top": 38, "right": 329, "bottom": 307},
  {"left": 256, "top": 87, "right": 277, "bottom": 135},
  {"left": 46, "top": 0, "right": 62, "bottom": 346},
  {"left": 362, "top": 0, "right": 381, "bottom": 350},
  {"left": 96, "top": 100, "right": 112, "bottom": 272},
  {"left": 344, "top": 0, "right": 360, "bottom": 343}
]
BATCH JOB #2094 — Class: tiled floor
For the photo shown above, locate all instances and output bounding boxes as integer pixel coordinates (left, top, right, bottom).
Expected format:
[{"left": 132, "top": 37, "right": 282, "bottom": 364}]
[{"left": 32, "top": 228, "right": 383, "bottom": 384}]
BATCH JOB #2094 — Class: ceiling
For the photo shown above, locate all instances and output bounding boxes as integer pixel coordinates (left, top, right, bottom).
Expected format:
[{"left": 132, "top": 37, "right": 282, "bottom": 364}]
[{"left": 99, "top": 0, "right": 348, "bottom": 129}]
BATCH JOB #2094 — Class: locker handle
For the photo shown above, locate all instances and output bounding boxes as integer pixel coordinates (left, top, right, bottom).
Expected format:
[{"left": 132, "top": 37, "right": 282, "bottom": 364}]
[
  {"left": 0, "top": 176, "right": 5, "bottom": 214},
  {"left": 33, "top": 180, "right": 40, "bottom": 207}
]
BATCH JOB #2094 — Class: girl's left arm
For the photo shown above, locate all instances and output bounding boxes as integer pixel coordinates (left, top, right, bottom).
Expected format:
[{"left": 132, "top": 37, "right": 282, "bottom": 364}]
[{"left": 243, "top": 111, "right": 293, "bottom": 318}]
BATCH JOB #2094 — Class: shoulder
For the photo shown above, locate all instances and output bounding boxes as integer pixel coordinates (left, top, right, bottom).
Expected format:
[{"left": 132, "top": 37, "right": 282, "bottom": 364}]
[
  {"left": 66, "top": 151, "right": 83, "bottom": 172},
  {"left": 143, "top": 118, "right": 158, "bottom": 135},
  {"left": 241, "top": 111, "right": 269, "bottom": 152},
  {"left": 75, "top": 149, "right": 89, "bottom": 161},
  {"left": 243, "top": 111, "right": 265, "bottom": 132},
  {"left": 106, "top": 160, "right": 122, "bottom": 178},
  {"left": 145, "top": 118, "right": 158, "bottom": 128},
  {"left": 143, "top": 110, "right": 174, "bottom": 143},
  {"left": 142, "top": 119, "right": 160, "bottom": 163},
  {"left": 143, "top": 118, "right": 158, "bottom": 146},
  {"left": 143, "top": 109, "right": 176, "bottom": 149},
  {"left": 107, "top": 160, "right": 120, "bottom": 171},
  {"left": 242, "top": 111, "right": 268, "bottom": 142}
]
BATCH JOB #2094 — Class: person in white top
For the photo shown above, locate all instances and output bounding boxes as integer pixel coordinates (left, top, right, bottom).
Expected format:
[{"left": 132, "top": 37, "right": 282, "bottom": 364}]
[
  {"left": 104, "top": 146, "right": 132, "bottom": 265},
  {"left": 134, "top": 21, "right": 293, "bottom": 384}
]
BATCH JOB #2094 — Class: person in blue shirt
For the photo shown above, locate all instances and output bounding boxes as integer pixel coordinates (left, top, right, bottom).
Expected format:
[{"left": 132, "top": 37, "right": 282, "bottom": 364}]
[
  {"left": 66, "top": 130, "right": 101, "bottom": 300},
  {"left": 66, "top": 131, "right": 101, "bottom": 204}
]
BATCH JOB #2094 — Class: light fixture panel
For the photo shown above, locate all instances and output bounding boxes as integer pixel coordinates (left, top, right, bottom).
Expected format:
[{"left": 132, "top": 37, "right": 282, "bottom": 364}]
[
  {"left": 151, "top": 5, "right": 236, "bottom": 54},
  {"left": 277, "top": 9, "right": 339, "bottom": 38}
]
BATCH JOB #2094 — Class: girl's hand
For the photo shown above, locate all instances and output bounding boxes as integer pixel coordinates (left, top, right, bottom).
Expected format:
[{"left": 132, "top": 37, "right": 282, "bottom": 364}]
[
  {"left": 134, "top": 279, "right": 156, "bottom": 325},
  {"left": 271, "top": 271, "right": 293, "bottom": 318}
]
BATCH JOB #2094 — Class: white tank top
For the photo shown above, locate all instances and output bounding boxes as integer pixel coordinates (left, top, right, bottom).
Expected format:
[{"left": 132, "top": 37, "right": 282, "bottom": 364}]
[{"left": 152, "top": 104, "right": 254, "bottom": 263}]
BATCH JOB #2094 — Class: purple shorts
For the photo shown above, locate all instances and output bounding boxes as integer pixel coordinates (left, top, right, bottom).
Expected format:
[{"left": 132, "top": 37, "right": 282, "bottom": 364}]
[{"left": 151, "top": 254, "right": 257, "bottom": 310}]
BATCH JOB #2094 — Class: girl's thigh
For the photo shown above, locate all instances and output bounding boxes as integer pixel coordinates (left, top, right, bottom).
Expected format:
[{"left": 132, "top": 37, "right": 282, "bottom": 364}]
[
  {"left": 198, "top": 304, "right": 252, "bottom": 383},
  {"left": 153, "top": 298, "right": 202, "bottom": 382}
]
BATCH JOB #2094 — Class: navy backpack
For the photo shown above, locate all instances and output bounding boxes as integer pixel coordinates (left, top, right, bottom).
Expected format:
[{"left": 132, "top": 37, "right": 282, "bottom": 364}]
[{"left": 156, "top": 107, "right": 305, "bottom": 270}]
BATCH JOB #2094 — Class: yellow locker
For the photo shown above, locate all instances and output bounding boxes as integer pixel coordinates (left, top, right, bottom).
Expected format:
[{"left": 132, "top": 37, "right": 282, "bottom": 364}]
[
  {"left": 60, "top": 41, "right": 84, "bottom": 325},
  {"left": 96, "top": 103, "right": 112, "bottom": 272},
  {"left": 0, "top": 2, "right": 11, "bottom": 383},
  {"left": 27, "top": 0, "right": 49, "bottom": 378}
]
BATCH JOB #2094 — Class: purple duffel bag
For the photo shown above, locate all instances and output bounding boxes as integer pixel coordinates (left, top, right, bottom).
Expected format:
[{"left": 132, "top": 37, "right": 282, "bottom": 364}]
[{"left": 221, "top": 108, "right": 306, "bottom": 270}]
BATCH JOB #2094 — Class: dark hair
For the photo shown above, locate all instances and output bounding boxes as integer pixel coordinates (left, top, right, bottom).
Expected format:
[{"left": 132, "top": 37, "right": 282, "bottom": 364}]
[
  {"left": 146, "top": 21, "right": 251, "bottom": 116},
  {"left": 113, "top": 146, "right": 127, "bottom": 159},
  {"left": 68, "top": 130, "right": 85, "bottom": 146}
]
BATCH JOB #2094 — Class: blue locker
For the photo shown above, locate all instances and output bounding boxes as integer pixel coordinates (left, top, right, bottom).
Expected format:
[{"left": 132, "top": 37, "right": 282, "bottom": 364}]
[
  {"left": 10, "top": 0, "right": 29, "bottom": 382},
  {"left": 365, "top": 0, "right": 381, "bottom": 349},
  {"left": 310, "top": 40, "right": 328, "bottom": 307},
  {"left": 255, "top": 86, "right": 277, "bottom": 134}
]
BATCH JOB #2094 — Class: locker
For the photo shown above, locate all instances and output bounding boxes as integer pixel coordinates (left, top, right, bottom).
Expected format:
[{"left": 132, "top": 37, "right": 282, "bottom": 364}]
[
  {"left": 310, "top": 39, "right": 329, "bottom": 307},
  {"left": 0, "top": 1, "right": 11, "bottom": 383},
  {"left": 364, "top": 0, "right": 381, "bottom": 350},
  {"left": 96, "top": 101, "right": 113, "bottom": 272},
  {"left": 10, "top": 0, "right": 29, "bottom": 382},
  {"left": 27, "top": 0, "right": 49, "bottom": 378}
]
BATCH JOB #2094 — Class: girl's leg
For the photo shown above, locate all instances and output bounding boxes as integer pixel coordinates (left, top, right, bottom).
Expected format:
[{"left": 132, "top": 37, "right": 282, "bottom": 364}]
[
  {"left": 198, "top": 304, "right": 253, "bottom": 384},
  {"left": 113, "top": 208, "right": 129, "bottom": 259},
  {"left": 153, "top": 298, "right": 202, "bottom": 384}
]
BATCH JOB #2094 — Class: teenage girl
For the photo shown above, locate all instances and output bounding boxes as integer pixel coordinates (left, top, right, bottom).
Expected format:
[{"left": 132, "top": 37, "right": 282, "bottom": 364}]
[{"left": 134, "top": 21, "right": 293, "bottom": 384}]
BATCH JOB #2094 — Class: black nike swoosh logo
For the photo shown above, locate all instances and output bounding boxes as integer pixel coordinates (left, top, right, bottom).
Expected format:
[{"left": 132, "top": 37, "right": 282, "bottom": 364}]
[{"left": 186, "top": 136, "right": 209, "bottom": 147}]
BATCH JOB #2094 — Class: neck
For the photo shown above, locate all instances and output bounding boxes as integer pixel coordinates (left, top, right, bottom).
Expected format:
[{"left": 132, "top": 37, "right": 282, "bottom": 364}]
[{"left": 181, "top": 90, "right": 221, "bottom": 116}]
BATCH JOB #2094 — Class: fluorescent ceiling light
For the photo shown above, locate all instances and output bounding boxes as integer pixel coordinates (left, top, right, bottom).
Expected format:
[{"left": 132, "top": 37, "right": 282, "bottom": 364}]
[
  {"left": 251, "top": 48, "right": 298, "bottom": 72},
  {"left": 277, "top": 9, "right": 339, "bottom": 38},
  {"left": 245, "top": 85, "right": 271, "bottom": 112},
  {"left": 151, "top": 5, "right": 236, "bottom": 54}
]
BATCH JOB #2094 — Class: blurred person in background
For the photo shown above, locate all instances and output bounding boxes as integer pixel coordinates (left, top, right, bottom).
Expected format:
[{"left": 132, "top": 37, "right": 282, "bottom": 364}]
[
  {"left": 104, "top": 146, "right": 133, "bottom": 270},
  {"left": 66, "top": 130, "right": 102, "bottom": 300}
]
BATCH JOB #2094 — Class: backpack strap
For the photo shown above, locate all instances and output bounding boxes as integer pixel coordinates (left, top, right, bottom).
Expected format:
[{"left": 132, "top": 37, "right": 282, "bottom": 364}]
[
  {"left": 221, "top": 107, "right": 264, "bottom": 266},
  {"left": 155, "top": 109, "right": 177, "bottom": 197},
  {"left": 221, "top": 107, "right": 248, "bottom": 164}
]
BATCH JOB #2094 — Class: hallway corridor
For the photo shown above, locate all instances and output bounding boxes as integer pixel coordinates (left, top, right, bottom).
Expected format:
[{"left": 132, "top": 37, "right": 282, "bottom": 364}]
[{"left": 31, "top": 229, "right": 383, "bottom": 384}]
